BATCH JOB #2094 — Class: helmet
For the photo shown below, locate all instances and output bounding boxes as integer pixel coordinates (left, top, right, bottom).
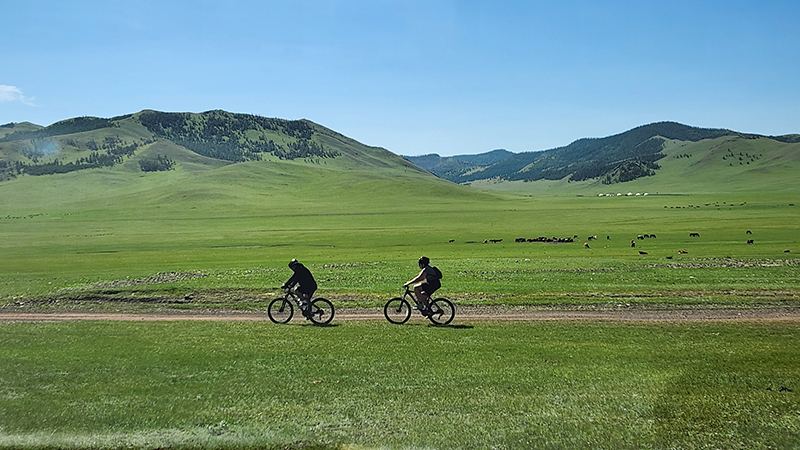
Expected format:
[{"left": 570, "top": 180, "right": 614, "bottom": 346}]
[
  {"left": 418, "top": 256, "right": 430, "bottom": 266},
  {"left": 289, "top": 258, "right": 300, "bottom": 268}
]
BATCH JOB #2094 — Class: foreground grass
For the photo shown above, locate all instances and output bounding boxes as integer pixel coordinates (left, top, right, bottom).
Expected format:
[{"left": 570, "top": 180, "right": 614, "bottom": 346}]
[{"left": 1, "top": 320, "right": 798, "bottom": 449}]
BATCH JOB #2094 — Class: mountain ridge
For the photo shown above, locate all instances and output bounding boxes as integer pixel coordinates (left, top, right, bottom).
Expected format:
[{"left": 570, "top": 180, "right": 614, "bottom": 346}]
[
  {"left": 406, "top": 121, "right": 799, "bottom": 186},
  {"left": 1, "top": 112, "right": 797, "bottom": 194}
]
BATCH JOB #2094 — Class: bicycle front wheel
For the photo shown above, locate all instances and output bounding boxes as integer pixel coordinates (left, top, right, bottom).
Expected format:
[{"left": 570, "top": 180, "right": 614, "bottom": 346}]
[
  {"left": 308, "top": 298, "right": 335, "bottom": 325},
  {"left": 268, "top": 297, "right": 294, "bottom": 324},
  {"left": 384, "top": 298, "right": 411, "bottom": 324},
  {"left": 428, "top": 298, "right": 455, "bottom": 325}
]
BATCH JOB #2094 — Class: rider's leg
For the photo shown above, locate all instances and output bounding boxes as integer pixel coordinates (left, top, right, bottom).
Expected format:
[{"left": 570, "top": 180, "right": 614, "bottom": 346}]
[
  {"left": 297, "top": 291, "right": 311, "bottom": 319},
  {"left": 413, "top": 283, "right": 430, "bottom": 309}
]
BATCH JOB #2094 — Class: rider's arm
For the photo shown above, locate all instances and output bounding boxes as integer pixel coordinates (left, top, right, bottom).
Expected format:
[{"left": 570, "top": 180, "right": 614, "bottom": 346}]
[
  {"left": 404, "top": 269, "right": 426, "bottom": 286},
  {"left": 283, "top": 273, "right": 298, "bottom": 288}
]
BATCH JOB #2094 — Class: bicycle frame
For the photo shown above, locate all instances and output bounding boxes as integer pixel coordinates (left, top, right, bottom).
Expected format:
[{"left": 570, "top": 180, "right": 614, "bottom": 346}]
[
  {"left": 402, "top": 285, "right": 420, "bottom": 304},
  {"left": 284, "top": 287, "right": 308, "bottom": 306},
  {"left": 403, "top": 284, "right": 435, "bottom": 306}
]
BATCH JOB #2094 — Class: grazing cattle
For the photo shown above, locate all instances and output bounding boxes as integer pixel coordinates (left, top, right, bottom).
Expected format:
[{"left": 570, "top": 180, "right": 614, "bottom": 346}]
[
  {"left": 678, "top": 250, "right": 688, "bottom": 254},
  {"left": 525, "top": 236, "right": 574, "bottom": 243},
  {"left": 785, "top": 249, "right": 791, "bottom": 253},
  {"left": 638, "top": 251, "right": 648, "bottom": 255},
  {"left": 587, "top": 235, "right": 598, "bottom": 241},
  {"left": 651, "top": 234, "right": 656, "bottom": 238},
  {"left": 637, "top": 235, "right": 644, "bottom": 240},
  {"left": 689, "top": 233, "right": 700, "bottom": 237},
  {"left": 584, "top": 242, "right": 590, "bottom": 249},
  {"left": 630, "top": 240, "right": 636, "bottom": 248},
  {"left": 607, "top": 235, "right": 610, "bottom": 240},
  {"left": 448, "top": 239, "right": 455, "bottom": 243},
  {"left": 746, "top": 230, "right": 752, "bottom": 234},
  {"left": 747, "top": 239, "right": 754, "bottom": 244},
  {"left": 489, "top": 239, "right": 503, "bottom": 243},
  {"left": 515, "top": 238, "right": 526, "bottom": 243}
]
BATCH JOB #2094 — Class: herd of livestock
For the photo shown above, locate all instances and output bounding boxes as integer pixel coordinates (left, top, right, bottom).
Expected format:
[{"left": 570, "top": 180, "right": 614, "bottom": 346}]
[{"left": 451, "top": 230, "right": 778, "bottom": 250}]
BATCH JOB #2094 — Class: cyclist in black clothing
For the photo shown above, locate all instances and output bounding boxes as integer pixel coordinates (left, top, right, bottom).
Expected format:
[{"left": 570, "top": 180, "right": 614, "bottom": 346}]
[
  {"left": 403, "top": 256, "right": 441, "bottom": 314},
  {"left": 282, "top": 259, "right": 318, "bottom": 305}
]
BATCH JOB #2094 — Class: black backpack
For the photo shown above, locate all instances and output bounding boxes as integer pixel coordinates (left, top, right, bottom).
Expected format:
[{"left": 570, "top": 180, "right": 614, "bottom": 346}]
[{"left": 432, "top": 266, "right": 443, "bottom": 280}]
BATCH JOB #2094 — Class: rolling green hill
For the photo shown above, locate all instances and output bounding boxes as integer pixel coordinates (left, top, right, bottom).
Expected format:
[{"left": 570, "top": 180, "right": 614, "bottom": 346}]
[
  {"left": 0, "top": 110, "right": 426, "bottom": 180},
  {"left": 4, "top": 114, "right": 797, "bottom": 195},
  {"left": 408, "top": 122, "right": 800, "bottom": 194}
]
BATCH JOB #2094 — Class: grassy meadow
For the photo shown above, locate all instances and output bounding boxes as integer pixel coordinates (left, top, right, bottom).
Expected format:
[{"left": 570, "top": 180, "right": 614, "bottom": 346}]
[
  {"left": 0, "top": 155, "right": 798, "bottom": 309},
  {"left": 1, "top": 320, "right": 798, "bottom": 449}
]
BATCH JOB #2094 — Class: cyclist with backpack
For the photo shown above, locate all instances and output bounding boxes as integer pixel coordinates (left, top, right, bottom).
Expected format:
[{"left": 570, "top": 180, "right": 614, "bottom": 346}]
[{"left": 403, "top": 256, "right": 442, "bottom": 315}]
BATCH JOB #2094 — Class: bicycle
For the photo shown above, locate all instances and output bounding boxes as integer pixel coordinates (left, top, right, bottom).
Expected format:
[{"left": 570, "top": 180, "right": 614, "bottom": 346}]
[
  {"left": 268, "top": 288, "right": 335, "bottom": 325},
  {"left": 384, "top": 285, "right": 455, "bottom": 325}
]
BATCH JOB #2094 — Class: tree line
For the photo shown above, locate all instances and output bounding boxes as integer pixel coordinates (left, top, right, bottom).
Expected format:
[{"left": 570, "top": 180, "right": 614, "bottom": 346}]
[
  {"left": 1, "top": 138, "right": 153, "bottom": 179},
  {"left": 138, "top": 110, "right": 337, "bottom": 162}
]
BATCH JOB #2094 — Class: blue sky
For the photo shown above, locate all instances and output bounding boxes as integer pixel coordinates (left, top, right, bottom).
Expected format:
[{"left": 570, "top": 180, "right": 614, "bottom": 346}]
[{"left": 2, "top": 1, "right": 798, "bottom": 156}]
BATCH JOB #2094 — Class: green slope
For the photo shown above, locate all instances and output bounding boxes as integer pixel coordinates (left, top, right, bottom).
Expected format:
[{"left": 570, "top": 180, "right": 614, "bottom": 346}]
[
  {"left": 4, "top": 113, "right": 797, "bottom": 195},
  {"left": 410, "top": 122, "right": 799, "bottom": 195},
  {"left": 0, "top": 110, "right": 428, "bottom": 181},
  {"left": 464, "top": 135, "right": 800, "bottom": 195}
]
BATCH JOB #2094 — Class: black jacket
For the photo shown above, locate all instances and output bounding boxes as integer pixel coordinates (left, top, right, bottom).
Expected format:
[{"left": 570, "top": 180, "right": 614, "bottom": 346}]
[{"left": 284, "top": 263, "right": 317, "bottom": 294}]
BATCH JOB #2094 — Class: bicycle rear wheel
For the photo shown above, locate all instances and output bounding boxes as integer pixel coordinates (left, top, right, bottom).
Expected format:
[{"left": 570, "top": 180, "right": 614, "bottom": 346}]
[
  {"left": 384, "top": 298, "right": 411, "bottom": 324},
  {"left": 308, "top": 298, "right": 335, "bottom": 325},
  {"left": 428, "top": 298, "right": 455, "bottom": 325},
  {"left": 268, "top": 297, "right": 293, "bottom": 324}
]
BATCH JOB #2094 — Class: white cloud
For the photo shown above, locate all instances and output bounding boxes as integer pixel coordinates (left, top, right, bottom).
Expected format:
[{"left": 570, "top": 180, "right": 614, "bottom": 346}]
[{"left": 0, "top": 85, "right": 36, "bottom": 106}]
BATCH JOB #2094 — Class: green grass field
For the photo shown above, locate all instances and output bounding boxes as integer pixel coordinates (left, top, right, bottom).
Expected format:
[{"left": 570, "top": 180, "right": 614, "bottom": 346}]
[
  {"left": 1, "top": 139, "right": 799, "bottom": 448},
  {"left": 0, "top": 157, "right": 798, "bottom": 310},
  {"left": 1, "top": 320, "right": 798, "bottom": 449}
]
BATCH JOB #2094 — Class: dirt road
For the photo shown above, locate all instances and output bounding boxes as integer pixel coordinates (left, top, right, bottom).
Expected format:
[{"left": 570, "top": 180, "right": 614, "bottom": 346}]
[{"left": 2, "top": 307, "right": 799, "bottom": 323}]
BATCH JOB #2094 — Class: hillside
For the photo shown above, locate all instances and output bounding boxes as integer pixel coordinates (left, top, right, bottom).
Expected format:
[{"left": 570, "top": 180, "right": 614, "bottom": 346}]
[
  {"left": 405, "top": 149, "right": 513, "bottom": 181},
  {"left": 407, "top": 122, "right": 800, "bottom": 193},
  {"left": 3, "top": 113, "right": 798, "bottom": 197},
  {"left": 0, "top": 109, "right": 501, "bottom": 223},
  {"left": 0, "top": 110, "right": 427, "bottom": 182},
  {"left": 0, "top": 121, "right": 42, "bottom": 139}
]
